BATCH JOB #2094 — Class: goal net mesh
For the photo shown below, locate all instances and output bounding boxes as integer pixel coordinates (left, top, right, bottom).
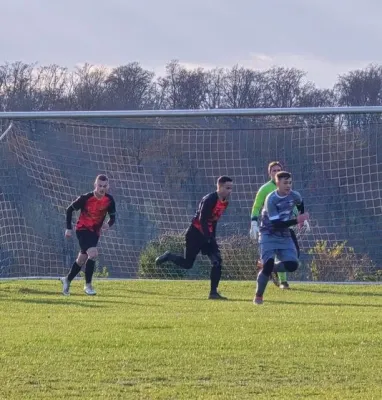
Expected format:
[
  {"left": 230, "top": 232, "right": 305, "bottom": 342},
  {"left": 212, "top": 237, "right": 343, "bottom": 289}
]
[{"left": 0, "top": 113, "right": 380, "bottom": 282}]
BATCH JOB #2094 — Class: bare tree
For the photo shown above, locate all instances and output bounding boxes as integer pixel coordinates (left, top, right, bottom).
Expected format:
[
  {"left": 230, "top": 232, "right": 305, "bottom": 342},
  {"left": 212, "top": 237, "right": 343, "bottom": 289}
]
[
  {"left": 33, "top": 65, "right": 69, "bottom": 110},
  {"left": 157, "top": 60, "right": 206, "bottom": 109},
  {"left": 221, "top": 65, "right": 265, "bottom": 108},
  {"left": 336, "top": 64, "right": 382, "bottom": 106},
  {"left": 0, "top": 62, "right": 37, "bottom": 111},
  {"left": 68, "top": 64, "right": 107, "bottom": 110},
  {"left": 263, "top": 67, "right": 307, "bottom": 108},
  {"left": 335, "top": 64, "right": 382, "bottom": 128},
  {"left": 298, "top": 85, "right": 337, "bottom": 125},
  {"left": 105, "top": 62, "right": 156, "bottom": 110},
  {"left": 203, "top": 68, "right": 225, "bottom": 109}
]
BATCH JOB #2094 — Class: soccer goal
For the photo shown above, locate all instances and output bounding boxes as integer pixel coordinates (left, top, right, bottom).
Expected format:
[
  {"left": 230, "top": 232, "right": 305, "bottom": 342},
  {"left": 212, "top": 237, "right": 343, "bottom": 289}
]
[{"left": 1, "top": 107, "right": 382, "bottom": 282}]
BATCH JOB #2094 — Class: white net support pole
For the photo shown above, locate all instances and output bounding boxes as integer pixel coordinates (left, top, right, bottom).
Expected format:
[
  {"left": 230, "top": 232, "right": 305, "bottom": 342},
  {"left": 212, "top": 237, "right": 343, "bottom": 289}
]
[{"left": 0, "top": 121, "right": 14, "bottom": 142}]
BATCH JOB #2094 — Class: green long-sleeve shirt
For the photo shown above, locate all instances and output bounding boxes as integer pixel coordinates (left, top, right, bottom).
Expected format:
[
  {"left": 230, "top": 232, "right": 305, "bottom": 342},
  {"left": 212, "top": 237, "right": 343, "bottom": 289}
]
[
  {"left": 251, "top": 180, "right": 276, "bottom": 221},
  {"left": 251, "top": 180, "right": 300, "bottom": 221}
]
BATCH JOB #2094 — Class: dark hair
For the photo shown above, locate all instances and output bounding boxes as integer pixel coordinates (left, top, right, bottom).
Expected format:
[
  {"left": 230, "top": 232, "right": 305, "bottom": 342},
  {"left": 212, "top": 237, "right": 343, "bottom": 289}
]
[
  {"left": 217, "top": 176, "right": 233, "bottom": 186},
  {"left": 275, "top": 171, "right": 292, "bottom": 181},
  {"left": 268, "top": 161, "right": 283, "bottom": 174},
  {"left": 96, "top": 174, "right": 108, "bottom": 181}
]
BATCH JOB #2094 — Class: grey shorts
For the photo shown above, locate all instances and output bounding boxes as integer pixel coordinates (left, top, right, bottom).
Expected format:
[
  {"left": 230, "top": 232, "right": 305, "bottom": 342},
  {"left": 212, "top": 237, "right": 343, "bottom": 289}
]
[{"left": 259, "top": 235, "right": 298, "bottom": 264}]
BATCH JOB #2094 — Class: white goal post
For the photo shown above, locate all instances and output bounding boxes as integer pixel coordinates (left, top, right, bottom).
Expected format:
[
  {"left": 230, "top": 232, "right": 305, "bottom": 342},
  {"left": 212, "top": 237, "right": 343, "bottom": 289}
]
[{"left": 0, "top": 106, "right": 381, "bottom": 282}]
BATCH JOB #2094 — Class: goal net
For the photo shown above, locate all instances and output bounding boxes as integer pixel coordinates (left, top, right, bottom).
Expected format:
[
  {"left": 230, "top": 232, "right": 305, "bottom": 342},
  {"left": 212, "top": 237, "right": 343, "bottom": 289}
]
[{"left": 0, "top": 111, "right": 381, "bottom": 282}]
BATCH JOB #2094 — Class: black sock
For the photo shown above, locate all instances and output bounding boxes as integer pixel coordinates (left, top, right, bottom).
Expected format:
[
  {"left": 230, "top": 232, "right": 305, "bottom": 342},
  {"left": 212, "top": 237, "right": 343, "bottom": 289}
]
[
  {"left": 85, "top": 259, "right": 95, "bottom": 284},
  {"left": 67, "top": 262, "right": 82, "bottom": 282},
  {"left": 210, "top": 266, "right": 222, "bottom": 294},
  {"left": 168, "top": 253, "right": 193, "bottom": 269}
]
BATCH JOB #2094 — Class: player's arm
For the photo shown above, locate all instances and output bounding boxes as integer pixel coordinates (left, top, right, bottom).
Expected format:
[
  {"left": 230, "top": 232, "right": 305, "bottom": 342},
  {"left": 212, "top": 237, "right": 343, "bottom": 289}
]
[
  {"left": 199, "top": 196, "right": 216, "bottom": 240},
  {"left": 294, "top": 192, "right": 310, "bottom": 231},
  {"left": 66, "top": 195, "right": 87, "bottom": 230},
  {"left": 250, "top": 186, "right": 268, "bottom": 221},
  {"left": 250, "top": 185, "right": 268, "bottom": 239},
  {"left": 106, "top": 197, "right": 116, "bottom": 227},
  {"left": 211, "top": 221, "right": 217, "bottom": 238},
  {"left": 267, "top": 195, "right": 308, "bottom": 231},
  {"left": 296, "top": 202, "right": 304, "bottom": 213}
]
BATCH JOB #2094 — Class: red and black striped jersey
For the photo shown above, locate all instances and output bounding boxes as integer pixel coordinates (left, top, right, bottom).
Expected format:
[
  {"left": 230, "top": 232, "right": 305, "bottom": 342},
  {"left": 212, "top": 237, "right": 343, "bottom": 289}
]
[
  {"left": 66, "top": 192, "right": 116, "bottom": 235},
  {"left": 191, "top": 191, "right": 229, "bottom": 238}
]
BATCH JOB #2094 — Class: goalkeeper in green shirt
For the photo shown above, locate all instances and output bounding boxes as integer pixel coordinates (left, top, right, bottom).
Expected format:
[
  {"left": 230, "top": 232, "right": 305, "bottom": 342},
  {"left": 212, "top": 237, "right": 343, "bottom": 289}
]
[{"left": 250, "top": 161, "right": 309, "bottom": 288}]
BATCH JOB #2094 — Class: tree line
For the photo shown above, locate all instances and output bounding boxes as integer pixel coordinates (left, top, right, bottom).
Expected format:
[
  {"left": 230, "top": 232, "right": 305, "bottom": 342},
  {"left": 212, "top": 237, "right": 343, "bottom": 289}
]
[{"left": 1, "top": 60, "right": 382, "bottom": 112}]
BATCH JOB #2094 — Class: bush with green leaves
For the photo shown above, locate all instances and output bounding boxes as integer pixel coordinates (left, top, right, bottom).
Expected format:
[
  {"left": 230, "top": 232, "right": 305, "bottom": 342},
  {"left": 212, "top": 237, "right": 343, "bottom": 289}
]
[
  {"left": 138, "top": 232, "right": 188, "bottom": 279},
  {"left": 308, "top": 240, "right": 375, "bottom": 281},
  {"left": 220, "top": 234, "right": 259, "bottom": 281},
  {"left": 138, "top": 232, "right": 259, "bottom": 281},
  {"left": 353, "top": 269, "right": 382, "bottom": 282}
]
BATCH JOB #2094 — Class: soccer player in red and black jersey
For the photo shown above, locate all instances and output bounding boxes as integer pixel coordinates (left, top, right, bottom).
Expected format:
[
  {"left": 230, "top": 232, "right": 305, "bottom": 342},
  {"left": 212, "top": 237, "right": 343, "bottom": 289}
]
[
  {"left": 155, "top": 176, "right": 233, "bottom": 300},
  {"left": 60, "top": 175, "right": 116, "bottom": 296}
]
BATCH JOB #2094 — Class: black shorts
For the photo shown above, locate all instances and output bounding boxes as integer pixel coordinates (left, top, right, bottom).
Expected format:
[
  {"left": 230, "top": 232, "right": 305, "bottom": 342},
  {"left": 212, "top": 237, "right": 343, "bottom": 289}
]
[
  {"left": 186, "top": 225, "right": 220, "bottom": 259},
  {"left": 76, "top": 230, "right": 99, "bottom": 254}
]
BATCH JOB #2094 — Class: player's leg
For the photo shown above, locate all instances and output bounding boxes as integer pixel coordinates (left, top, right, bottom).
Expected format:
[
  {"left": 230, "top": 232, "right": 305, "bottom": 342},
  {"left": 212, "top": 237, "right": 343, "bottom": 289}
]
[
  {"left": 60, "top": 252, "right": 87, "bottom": 296},
  {"left": 84, "top": 246, "right": 98, "bottom": 295},
  {"left": 75, "top": 230, "right": 100, "bottom": 295},
  {"left": 60, "top": 231, "right": 88, "bottom": 296},
  {"left": 275, "top": 244, "right": 299, "bottom": 290},
  {"left": 155, "top": 226, "right": 201, "bottom": 269},
  {"left": 275, "top": 259, "right": 288, "bottom": 288},
  {"left": 254, "top": 241, "right": 276, "bottom": 304},
  {"left": 271, "top": 255, "right": 281, "bottom": 287},
  {"left": 256, "top": 258, "right": 279, "bottom": 287},
  {"left": 204, "top": 240, "right": 227, "bottom": 300},
  {"left": 278, "top": 229, "right": 300, "bottom": 289},
  {"left": 253, "top": 250, "right": 275, "bottom": 304},
  {"left": 276, "top": 237, "right": 290, "bottom": 288}
]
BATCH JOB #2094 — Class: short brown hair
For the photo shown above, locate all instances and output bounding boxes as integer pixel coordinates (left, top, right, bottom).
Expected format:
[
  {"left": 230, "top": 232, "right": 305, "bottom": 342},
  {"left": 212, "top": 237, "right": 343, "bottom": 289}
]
[
  {"left": 217, "top": 176, "right": 233, "bottom": 186},
  {"left": 268, "top": 161, "right": 283, "bottom": 174},
  {"left": 275, "top": 171, "right": 292, "bottom": 181},
  {"left": 96, "top": 174, "right": 108, "bottom": 181}
]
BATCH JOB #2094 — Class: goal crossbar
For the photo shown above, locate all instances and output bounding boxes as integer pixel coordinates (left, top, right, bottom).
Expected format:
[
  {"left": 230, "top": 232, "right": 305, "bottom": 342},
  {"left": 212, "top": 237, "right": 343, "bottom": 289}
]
[{"left": 1, "top": 106, "right": 382, "bottom": 120}]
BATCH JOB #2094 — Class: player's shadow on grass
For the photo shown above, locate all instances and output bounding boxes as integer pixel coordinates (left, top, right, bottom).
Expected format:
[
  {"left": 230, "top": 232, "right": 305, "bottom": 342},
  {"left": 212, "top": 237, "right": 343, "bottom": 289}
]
[
  {"left": 121, "top": 289, "right": 169, "bottom": 297},
  {"left": 266, "top": 299, "right": 382, "bottom": 308},
  {"left": 91, "top": 299, "right": 162, "bottom": 307},
  {"left": 98, "top": 288, "right": 179, "bottom": 299},
  {"left": 201, "top": 297, "right": 382, "bottom": 308},
  {"left": 1, "top": 297, "right": 104, "bottom": 308},
  {"left": 16, "top": 287, "right": 128, "bottom": 302},
  {"left": 18, "top": 287, "right": 61, "bottom": 296},
  {"left": 292, "top": 287, "right": 382, "bottom": 297},
  {"left": 5, "top": 288, "right": 163, "bottom": 307}
]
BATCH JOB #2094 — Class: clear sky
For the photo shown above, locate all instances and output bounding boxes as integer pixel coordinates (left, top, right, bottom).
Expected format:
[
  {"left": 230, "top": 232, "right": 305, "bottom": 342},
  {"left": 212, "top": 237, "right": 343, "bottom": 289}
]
[{"left": 1, "top": 0, "right": 381, "bottom": 88}]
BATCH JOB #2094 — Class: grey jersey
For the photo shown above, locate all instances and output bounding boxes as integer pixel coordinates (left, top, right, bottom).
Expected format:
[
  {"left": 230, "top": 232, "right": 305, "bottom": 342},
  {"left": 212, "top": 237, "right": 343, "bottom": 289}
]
[{"left": 259, "top": 190, "right": 302, "bottom": 237}]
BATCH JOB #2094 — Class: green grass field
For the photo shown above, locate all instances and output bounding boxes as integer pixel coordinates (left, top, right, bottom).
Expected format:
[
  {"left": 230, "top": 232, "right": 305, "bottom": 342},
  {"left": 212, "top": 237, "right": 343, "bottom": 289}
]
[{"left": 1, "top": 279, "right": 381, "bottom": 399}]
